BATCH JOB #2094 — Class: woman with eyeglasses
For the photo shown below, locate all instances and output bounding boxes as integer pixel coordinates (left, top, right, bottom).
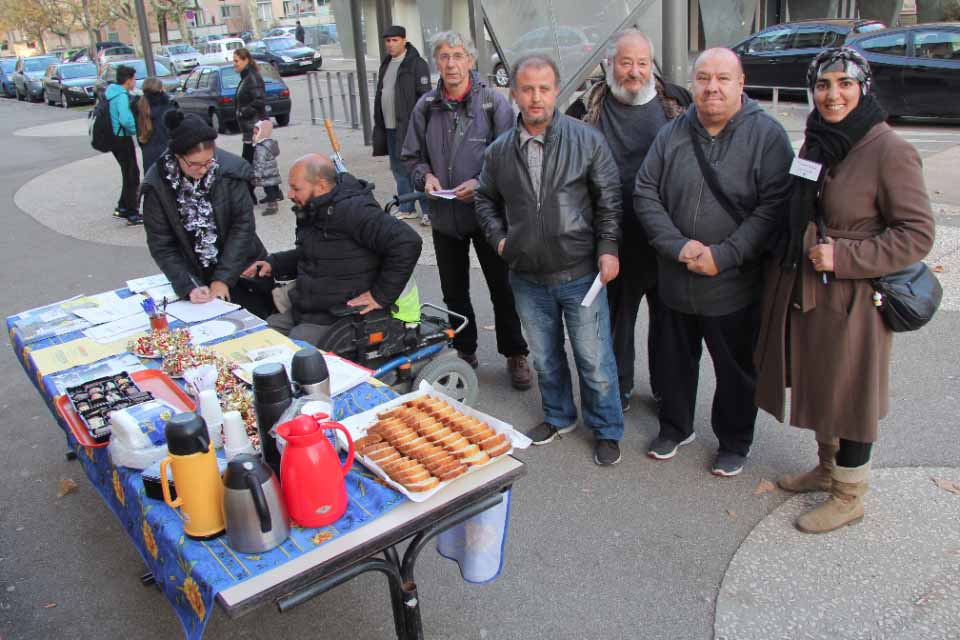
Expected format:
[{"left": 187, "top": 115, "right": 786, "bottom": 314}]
[
  {"left": 140, "top": 109, "right": 275, "bottom": 318},
  {"left": 755, "top": 48, "right": 935, "bottom": 533}
]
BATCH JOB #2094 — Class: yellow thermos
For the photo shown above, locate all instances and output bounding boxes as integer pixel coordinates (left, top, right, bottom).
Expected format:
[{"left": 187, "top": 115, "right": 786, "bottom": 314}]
[{"left": 160, "top": 412, "right": 225, "bottom": 539}]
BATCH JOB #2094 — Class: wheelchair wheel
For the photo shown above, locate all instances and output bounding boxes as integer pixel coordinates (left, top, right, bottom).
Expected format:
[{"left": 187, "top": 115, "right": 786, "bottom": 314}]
[{"left": 412, "top": 353, "right": 479, "bottom": 406}]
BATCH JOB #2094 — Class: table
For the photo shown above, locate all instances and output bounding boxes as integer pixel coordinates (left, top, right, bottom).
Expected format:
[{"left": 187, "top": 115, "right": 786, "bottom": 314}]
[{"left": 7, "top": 288, "right": 525, "bottom": 639}]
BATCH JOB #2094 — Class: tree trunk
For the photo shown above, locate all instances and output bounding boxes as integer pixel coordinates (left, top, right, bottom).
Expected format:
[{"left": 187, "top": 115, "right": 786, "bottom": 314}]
[
  {"left": 174, "top": 10, "right": 190, "bottom": 43},
  {"left": 158, "top": 12, "right": 168, "bottom": 44}
]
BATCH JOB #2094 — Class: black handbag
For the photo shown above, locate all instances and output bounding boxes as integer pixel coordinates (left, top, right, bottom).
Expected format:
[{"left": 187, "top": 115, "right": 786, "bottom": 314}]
[{"left": 872, "top": 262, "right": 942, "bottom": 332}]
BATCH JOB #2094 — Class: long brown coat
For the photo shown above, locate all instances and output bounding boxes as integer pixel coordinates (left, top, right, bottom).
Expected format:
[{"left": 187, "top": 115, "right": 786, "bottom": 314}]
[{"left": 754, "top": 122, "right": 935, "bottom": 443}]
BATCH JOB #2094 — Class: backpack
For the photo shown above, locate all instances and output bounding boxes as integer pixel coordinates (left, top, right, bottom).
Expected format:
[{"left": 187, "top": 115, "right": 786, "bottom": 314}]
[
  {"left": 89, "top": 94, "right": 118, "bottom": 153},
  {"left": 423, "top": 86, "right": 498, "bottom": 145}
]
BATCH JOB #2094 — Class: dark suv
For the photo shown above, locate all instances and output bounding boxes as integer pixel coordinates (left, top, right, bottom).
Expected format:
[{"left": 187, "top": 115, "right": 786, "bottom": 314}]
[{"left": 732, "top": 19, "right": 886, "bottom": 91}]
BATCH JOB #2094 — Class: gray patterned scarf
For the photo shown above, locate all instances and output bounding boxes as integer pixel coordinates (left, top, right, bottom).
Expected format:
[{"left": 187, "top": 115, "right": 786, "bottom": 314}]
[{"left": 161, "top": 150, "right": 220, "bottom": 268}]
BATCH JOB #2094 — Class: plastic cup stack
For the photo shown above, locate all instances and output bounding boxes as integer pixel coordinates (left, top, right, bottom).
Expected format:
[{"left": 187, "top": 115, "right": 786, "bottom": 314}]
[
  {"left": 198, "top": 389, "right": 225, "bottom": 449},
  {"left": 222, "top": 410, "right": 256, "bottom": 461}
]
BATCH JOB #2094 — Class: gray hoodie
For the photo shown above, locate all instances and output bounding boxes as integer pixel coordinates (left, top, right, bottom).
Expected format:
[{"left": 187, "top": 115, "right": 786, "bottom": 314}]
[{"left": 634, "top": 97, "right": 793, "bottom": 317}]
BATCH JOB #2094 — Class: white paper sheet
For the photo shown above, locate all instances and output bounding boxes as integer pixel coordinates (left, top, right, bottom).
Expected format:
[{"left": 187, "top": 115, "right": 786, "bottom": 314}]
[
  {"left": 82, "top": 314, "right": 151, "bottom": 344},
  {"left": 188, "top": 309, "right": 266, "bottom": 345},
  {"left": 431, "top": 189, "right": 458, "bottom": 200},
  {"left": 165, "top": 298, "right": 239, "bottom": 323},
  {"left": 580, "top": 273, "right": 604, "bottom": 307},
  {"left": 126, "top": 274, "right": 170, "bottom": 293},
  {"left": 144, "top": 284, "right": 178, "bottom": 303},
  {"left": 231, "top": 347, "right": 370, "bottom": 397},
  {"left": 70, "top": 293, "right": 146, "bottom": 325}
]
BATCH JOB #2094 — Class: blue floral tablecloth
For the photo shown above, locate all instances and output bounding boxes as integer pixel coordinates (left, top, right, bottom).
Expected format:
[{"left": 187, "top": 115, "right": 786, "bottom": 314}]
[{"left": 6, "top": 290, "right": 408, "bottom": 639}]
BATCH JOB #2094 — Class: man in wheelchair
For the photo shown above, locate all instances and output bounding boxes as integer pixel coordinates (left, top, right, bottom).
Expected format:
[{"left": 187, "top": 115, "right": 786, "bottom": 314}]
[{"left": 243, "top": 154, "right": 423, "bottom": 347}]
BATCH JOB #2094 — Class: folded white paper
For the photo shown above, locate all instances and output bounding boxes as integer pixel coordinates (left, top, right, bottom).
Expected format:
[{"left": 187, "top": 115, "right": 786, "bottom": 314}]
[{"left": 580, "top": 273, "right": 604, "bottom": 307}]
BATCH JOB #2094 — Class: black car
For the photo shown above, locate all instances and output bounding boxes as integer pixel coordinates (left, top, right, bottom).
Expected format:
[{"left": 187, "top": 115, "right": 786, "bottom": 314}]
[
  {"left": 248, "top": 36, "right": 322, "bottom": 74},
  {"left": 174, "top": 63, "right": 292, "bottom": 133},
  {"left": 42, "top": 62, "right": 99, "bottom": 107},
  {"left": 847, "top": 23, "right": 960, "bottom": 119},
  {"left": 732, "top": 19, "right": 886, "bottom": 90}
]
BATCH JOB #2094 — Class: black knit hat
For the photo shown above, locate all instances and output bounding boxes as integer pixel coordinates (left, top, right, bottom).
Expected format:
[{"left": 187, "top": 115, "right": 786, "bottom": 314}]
[
  {"left": 164, "top": 109, "right": 217, "bottom": 155},
  {"left": 382, "top": 25, "right": 406, "bottom": 39}
]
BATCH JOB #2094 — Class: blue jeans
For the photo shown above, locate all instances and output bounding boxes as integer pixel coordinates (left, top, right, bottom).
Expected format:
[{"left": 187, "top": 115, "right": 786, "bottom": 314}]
[
  {"left": 385, "top": 128, "right": 424, "bottom": 214},
  {"left": 510, "top": 272, "right": 624, "bottom": 441}
]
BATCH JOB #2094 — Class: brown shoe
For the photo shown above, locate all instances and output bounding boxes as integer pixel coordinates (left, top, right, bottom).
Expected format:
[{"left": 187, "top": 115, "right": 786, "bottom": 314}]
[
  {"left": 507, "top": 355, "right": 532, "bottom": 390},
  {"left": 457, "top": 351, "right": 479, "bottom": 369},
  {"left": 778, "top": 438, "right": 838, "bottom": 493},
  {"left": 795, "top": 462, "right": 869, "bottom": 534}
]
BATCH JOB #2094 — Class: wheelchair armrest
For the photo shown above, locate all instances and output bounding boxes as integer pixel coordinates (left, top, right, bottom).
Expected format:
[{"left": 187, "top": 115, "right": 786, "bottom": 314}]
[{"left": 328, "top": 304, "right": 360, "bottom": 318}]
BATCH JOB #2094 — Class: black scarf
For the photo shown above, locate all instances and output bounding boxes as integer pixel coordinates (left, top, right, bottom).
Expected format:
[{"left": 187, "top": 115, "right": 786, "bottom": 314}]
[{"left": 778, "top": 93, "right": 887, "bottom": 269}]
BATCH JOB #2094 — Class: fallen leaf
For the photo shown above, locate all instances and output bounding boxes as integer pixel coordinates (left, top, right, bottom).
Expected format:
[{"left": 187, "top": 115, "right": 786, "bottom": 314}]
[
  {"left": 57, "top": 478, "right": 78, "bottom": 498},
  {"left": 932, "top": 477, "right": 960, "bottom": 496},
  {"left": 932, "top": 265, "right": 945, "bottom": 274},
  {"left": 725, "top": 509, "right": 737, "bottom": 520},
  {"left": 42, "top": 603, "right": 57, "bottom": 609},
  {"left": 311, "top": 531, "right": 334, "bottom": 545},
  {"left": 753, "top": 479, "right": 776, "bottom": 496},
  {"left": 482, "top": 325, "right": 495, "bottom": 331}
]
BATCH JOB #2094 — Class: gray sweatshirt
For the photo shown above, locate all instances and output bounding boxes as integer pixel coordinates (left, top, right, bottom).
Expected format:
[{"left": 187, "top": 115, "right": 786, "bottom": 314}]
[{"left": 634, "top": 97, "right": 794, "bottom": 316}]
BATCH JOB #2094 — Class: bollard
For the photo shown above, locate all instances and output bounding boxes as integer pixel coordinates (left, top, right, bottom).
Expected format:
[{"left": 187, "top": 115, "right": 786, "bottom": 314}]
[
  {"left": 347, "top": 72, "right": 359, "bottom": 130},
  {"left": 326, "top": 71, "right": 336, "bottom": 122},
  {"left": 336, "top": 72, "right": 349, "bottom": 125},
  {"left": 306, "top": 71, "right": 317, "bottom": 125}
]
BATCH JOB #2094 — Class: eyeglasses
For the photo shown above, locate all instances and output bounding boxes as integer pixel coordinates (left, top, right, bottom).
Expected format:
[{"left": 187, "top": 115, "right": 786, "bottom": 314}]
[
  {"left": 178, "top": 155, "right": 215, "bottom": 169},
  {"left": 437, "top": 52, "right": 470, "bottom": 63}
]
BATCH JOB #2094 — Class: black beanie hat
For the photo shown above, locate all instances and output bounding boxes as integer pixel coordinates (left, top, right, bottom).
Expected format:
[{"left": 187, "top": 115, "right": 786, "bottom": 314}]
[{"left": 164, "top": 109, "right": 217, "bottom": 155}]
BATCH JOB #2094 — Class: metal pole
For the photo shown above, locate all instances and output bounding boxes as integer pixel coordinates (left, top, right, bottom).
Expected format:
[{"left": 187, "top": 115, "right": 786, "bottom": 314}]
[
  {"left": 661, "top": 0, "right": 688, "bottom": 86},
  {"left": 307, "top": 71, "right": 317, "bottom": 124},
  {"left": 327, "top": 71, "right": 336, "bottom": 121},
  {"left": 337, "top": 71, "right": 348, "bottom": 123},
  {"left": 469, "top": 0, "right": 489, "bottom": 77},
  {"left": 349, "top": 0, "right": 373, "bottom": 145},
  {"left": 348, "top": 71, "right": 359, "bottom": 129},
  {"left": 133, "top": 0, "right": 157, "bottom": 77},
  {"left": 375, "top": 0, "right": 389, "bottom": 62}
]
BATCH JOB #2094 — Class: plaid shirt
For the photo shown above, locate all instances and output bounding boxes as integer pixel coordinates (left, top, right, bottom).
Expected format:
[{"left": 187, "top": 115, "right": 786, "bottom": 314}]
[{"left": 518, "top": 126, "right": 545, "bottom": 197}]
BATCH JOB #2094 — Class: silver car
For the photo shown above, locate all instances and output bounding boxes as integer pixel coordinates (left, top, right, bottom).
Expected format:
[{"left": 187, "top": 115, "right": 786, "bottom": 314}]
[
  {"left": 98, "top": 45, "right": 137, "bottom": 66},
  {"left": 96, "top": 59, "right": 181, "bottom": 96},
  {"left": 156, "top": 43, "right": 200, "bottom": 75}
]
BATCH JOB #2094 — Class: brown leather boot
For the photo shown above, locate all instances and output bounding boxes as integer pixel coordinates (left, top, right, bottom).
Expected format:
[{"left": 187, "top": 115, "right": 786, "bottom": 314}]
[
  {"left": 507, "top": 355, "right": 532, "bottom": 390},
  {"left": 795, "top": 462, "right": 869, "bottom": 534},
  {"left": 778, "top": 438, "right": 839, "bottom": 493}
]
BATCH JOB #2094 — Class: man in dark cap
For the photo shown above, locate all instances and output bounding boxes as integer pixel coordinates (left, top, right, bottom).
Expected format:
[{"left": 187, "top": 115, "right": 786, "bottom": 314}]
[{"left": 373, "top": 25, "right": 432, "bottom": 224}]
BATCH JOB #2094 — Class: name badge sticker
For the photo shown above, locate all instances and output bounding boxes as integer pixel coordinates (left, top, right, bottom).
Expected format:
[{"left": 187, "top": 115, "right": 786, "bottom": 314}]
[{"left": 789, "top": 157, "right": 823, "bottom": 181}]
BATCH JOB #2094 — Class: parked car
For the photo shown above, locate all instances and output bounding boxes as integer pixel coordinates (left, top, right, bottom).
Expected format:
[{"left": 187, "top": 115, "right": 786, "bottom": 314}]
[
  {"left": 0, "top": 58, "right": 18, "bottom": 97},
  {"left": 61, "top": 48, "right": 86, "bottom": 62},
  {"left": 42, "top": 62, "right": 99, "bottom": 107},
  {"left": 490, "top": 26, "right": 595, "bottom": 87},
  {"left": 95, "top": 59, "right": 180, "bottom": 96},
  {"left": 13, "top": 55, "right": 59, "bottom": 101},
  {"left": 156, "top": 43, "right": 200, "bottom": 74},
  {"left": 98, "top": 45, "right": 137, "bottom": 66},
  {"left": 196, "top": 38, "right": 246, "bottom": 65},
  {"left": 847, "top": 22, "right": 960, "bottom": 119},
  {"left": 248, "top": 36, "right": 321, "bottom": 74},
  {"left": 731, "top": 19, "right": 885, "bottom": 91},
  {"left": 265, "top": 26, "right": 298, "bottom": 39},
  {"left": 174, "top": 63, "right": 291, "bottom": 133}
]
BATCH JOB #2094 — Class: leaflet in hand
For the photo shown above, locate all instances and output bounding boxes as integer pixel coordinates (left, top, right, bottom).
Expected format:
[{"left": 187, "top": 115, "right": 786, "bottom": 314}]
[{"left": 431, "top": 189, "right": 459, "bottom": 200}]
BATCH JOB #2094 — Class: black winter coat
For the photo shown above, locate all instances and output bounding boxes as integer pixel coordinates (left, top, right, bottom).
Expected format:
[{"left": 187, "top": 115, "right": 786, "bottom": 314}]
[
  {"left": 141, "top": 149, "right": 267, "bottom": 299},
  {"left": 373, "top": 43, "right": 431, "bottom": 157},
  {"left": 267, "top": 173, "right": 423, "bottom": 325},
  {"left": 138, "top": 91, "right": 176, "bottom": 173},
  {"left": 401, "top": 72, "right": 514, "bottom": 239},
  {"left": 475, "top": 112, "right": 623, "bottom": 285},
  {"left": 236, "top": 66, "right": 267, "bottom": 143}
]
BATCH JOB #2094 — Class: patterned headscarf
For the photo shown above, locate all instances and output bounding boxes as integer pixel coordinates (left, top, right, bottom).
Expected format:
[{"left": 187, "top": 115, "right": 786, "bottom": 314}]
[{"left": 807, "top": 46, "right": 873, "bottom": 95}]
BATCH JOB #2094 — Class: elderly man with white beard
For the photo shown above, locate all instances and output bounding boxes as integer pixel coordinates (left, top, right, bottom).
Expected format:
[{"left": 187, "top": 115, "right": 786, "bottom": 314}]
[{"left": 567, "top": 29, "right": 691, "bottom": 413}]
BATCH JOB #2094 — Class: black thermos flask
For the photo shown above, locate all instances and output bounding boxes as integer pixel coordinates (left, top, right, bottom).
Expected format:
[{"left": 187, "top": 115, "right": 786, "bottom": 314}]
[{"left": 252, "top": 363, "right": 292, "bottom": 477}]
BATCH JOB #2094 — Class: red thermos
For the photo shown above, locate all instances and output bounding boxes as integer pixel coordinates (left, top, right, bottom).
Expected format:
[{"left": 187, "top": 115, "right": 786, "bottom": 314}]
[{"left": 275, "top": 413, "right": 355, "bottom": 528}]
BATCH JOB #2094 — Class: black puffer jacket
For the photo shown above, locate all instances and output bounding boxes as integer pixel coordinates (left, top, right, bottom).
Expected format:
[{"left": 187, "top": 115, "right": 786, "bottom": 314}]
[
  {"left": 141, "top": 149, "right": 267, "bottom": 298},
  {"left": 372, "top": 43, "right": 431, "bottom": 157},
  {"left": 236, "top": 66, "right": 267, "bottom": 143},
  {"left": 267, "top": 173, "right": 423, "bottom": 325},
  {"left": 475, "top": 112, "right": 622, "bottom": 285}
]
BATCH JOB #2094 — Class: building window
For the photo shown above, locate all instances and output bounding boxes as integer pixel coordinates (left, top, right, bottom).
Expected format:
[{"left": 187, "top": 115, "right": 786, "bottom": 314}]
[
  {"left": 257, "top": 0, "right": 273, "bottom": 22},
  {"left": 220, "top": 4, "right": 241, "bottom": 19}
]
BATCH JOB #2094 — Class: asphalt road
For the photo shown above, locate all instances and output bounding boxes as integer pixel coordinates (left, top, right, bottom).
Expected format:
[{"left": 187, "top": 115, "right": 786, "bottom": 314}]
[{"left": 0, "top": 96, "right": 958, "bottom": 640}]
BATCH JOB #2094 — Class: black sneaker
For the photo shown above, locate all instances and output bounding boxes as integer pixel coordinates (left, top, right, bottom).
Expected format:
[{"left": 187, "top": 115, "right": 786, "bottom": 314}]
[
  {"left": 711, "top": 450, "right": 747, "bottom": 477},
  {"left": 525, "top": 421, "right": 576, "bottom": 446},
  {"left": 594, "top": 439, "right": 621, "bottom": 466},
  {"left": 621, "top": 393, "right": 631, "bottom": 413},
  {"left": 647, "top": 433, "right": 696, "bottom": 460},
  {"left": 457, "top": 351, "right": 479, "bottom": 369},
  {"left": 125, "top": 214, "right": 143, "bottom": 226},
  {"left": 112, "top": 208, "right": 126, "bottom": 219}
]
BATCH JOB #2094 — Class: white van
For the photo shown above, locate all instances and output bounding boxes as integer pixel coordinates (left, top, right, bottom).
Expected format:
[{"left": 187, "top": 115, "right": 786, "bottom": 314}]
[{"left": 196, "top": 38, "right": 245, "bottom": 65}]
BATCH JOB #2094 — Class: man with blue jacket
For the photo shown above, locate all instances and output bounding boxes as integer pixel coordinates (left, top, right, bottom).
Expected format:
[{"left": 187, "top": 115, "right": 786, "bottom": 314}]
[{"left": 106, "top": 64, "right": 141, "bottom": 225}]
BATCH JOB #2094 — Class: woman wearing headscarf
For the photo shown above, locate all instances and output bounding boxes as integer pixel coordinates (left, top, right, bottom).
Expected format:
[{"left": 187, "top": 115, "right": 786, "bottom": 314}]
[
  {"left": 140, "top": 109, "right": 275, "bottom": 319},
  {"left": 755, "top": 48, "right": 935, "bottom": 534}
]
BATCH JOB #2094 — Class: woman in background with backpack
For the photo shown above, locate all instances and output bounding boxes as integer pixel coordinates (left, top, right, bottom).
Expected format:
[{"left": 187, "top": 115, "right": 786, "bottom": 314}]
[{"left": 136, "top": 77, "right": 176, "bottom": 174}]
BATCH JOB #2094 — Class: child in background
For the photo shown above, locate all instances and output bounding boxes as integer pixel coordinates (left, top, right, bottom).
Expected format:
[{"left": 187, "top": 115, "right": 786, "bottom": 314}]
[{"left": 252, "top": 119, "right": 282, "bottom": 215}]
